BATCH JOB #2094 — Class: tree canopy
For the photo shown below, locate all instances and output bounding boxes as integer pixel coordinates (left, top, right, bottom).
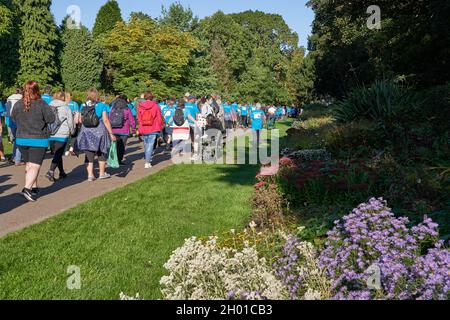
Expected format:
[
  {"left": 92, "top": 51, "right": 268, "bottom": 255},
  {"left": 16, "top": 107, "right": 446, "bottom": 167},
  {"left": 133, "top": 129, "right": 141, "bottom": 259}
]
[
  {"left": 92, "top": 0, "right": 123, "bottom": 39},
  {"left": 15, "top": 0, "right": 59, "bottom": 86},
  {"left": 60, "top": 24, "right": 103, "bottom": 92},
  {"left": 307, "top": 0, "right": 450, "bottom": 98}
]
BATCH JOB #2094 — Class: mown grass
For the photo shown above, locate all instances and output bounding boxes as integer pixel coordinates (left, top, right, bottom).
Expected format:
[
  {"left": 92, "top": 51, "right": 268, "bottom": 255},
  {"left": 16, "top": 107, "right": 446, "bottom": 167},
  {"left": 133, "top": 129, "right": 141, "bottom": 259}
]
[{"left": 0, "top": 164, "right": 258, "bottom": 299}]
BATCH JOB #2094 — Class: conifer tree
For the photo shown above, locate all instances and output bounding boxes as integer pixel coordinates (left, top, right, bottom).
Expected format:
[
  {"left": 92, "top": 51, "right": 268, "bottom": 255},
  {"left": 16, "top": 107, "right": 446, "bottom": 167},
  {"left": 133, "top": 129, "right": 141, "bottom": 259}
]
[
  {"left": 92, "top": 0, "right": 122, "bottom": 39},
  {"left": 61, "top": 24, "right": 103, "bottom": 92},
  {"left": 15, "top": 0, "right": 59, "bottom": 86}
]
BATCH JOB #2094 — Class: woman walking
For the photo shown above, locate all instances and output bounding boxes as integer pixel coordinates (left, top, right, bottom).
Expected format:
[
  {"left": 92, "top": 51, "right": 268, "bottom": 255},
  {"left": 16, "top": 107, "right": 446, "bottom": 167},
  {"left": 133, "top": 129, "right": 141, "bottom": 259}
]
[
  {"left": 77, "top": 88, "right": 116, "bottom": 182},
  {"left": 137, "top": 92, "right": 163, "bottom": 169},
  {"left": 65, "top": 92, "right": 81, "bottom": 156},
  {"left": 109, "top": 96, "right": 136, "bottom": 165},
  {"left": 45, "top": 91, "right": 75, "bottom": 182},
  {"left": 11, "top": 81, "right": 55, "bottom": 202}
]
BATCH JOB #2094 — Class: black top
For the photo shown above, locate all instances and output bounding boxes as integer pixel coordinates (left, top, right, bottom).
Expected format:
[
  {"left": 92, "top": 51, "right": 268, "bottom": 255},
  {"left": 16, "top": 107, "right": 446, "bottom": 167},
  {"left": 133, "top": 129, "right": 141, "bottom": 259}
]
[{"left": 11, "top": 99, "right": 55, "bottom": 140}]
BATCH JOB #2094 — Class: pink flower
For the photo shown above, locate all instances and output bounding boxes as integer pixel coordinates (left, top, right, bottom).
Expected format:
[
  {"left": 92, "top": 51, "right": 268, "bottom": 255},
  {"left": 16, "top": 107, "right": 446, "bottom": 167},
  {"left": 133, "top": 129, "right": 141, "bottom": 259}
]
[{"left": 254, "top": 181, "right": 267, "bottom": 189}]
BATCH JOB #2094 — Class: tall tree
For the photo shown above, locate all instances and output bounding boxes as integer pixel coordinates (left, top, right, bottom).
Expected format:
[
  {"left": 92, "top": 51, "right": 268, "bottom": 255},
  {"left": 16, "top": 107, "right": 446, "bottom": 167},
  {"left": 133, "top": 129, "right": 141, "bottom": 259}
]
[
  {"left": 15, "top": 0, "right": 59, "bottom": 86},
  {"left": 287, "top": 49, "right": 315, "bottom": 103},
  {"left": 61, "top": 24, "right": 103, "bottom": 92},
  {"left": 159, "top": 2, "right": 198, "bottom": 32},
  {"left": 307, "top": 0, "right": 450, "bottom": 97},
  {"left": 92, "top": 0, "right": 122, "bottom": 39},
  {"left": 0, "top": 0, "right": 20, "bottom": 95},
  {"left": 100, "top": 15, "right": 198, "bottom": 98}
]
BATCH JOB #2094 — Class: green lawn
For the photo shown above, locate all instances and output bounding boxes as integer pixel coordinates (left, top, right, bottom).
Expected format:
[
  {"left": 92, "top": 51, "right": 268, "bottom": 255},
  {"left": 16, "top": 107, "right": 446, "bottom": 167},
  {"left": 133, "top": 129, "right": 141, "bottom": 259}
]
[{"left": 0, "top": 164, "right": 258, "bottom": 299}]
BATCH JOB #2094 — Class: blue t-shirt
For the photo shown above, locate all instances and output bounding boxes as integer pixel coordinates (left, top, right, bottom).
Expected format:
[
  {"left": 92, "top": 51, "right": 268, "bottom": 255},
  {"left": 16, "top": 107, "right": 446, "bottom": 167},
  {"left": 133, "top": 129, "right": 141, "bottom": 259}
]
[
  {"left": 250, "top": 105, "right": 257, "bottom": 114},
  {"left": 162, "top": 106, "right": 175, "bottom": 124},
  {"left": 240, "top": 106, "right": 249, "bottom": 116},
  {"left": 184, "top": 103, "right": 200, "bottom": 125},
  {"left": 158, "top": 102, "right": 166, "bottom": 112},
  {"left": 0, "top": 101, "right": 6, "bottom": 115},
  {"left": 80, "top": 102, "right": 108, "bottom": 119},
  {"left": 251, "top": 110, "right": 265, "bottom": 130},
  {"left": 231, "top": 103, "right": 238, "bottom": 113},
  {"left": 223, "top": 104, "right": 232, "bottom": 114},
  {"left": 41, "top": 94, "right": 52, "bottom": 105},
  {"left": 68, "top": 101, "right": 79, "bottom": 113},
  {"left": 128, "top": 103, "right": 137, "bottom": 117}
]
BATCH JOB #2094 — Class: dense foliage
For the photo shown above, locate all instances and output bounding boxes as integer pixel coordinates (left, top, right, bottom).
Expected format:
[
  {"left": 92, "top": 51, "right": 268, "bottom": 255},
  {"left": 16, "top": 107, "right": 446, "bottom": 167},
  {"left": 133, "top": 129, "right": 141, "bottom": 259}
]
[
  {"left": 0, "top": 1, "right": 314, "bottom": 103},
  {"left": 60, "top": 25, "right": 103, "bottom": 92},
  {"left": 92, "top": 0, "right": 122, "bottom": 39},
  {"left": 307, "top": 0, "right": 450, "bottom": 98},
  {"left": 99, "top": 14, "right": 198, "bottom": 98},
  {"left": 15, "top": 0, "right": 59, "bottom": 86},
  {"left": 0, "top": 0, "right": 19, "bottom": 93}
]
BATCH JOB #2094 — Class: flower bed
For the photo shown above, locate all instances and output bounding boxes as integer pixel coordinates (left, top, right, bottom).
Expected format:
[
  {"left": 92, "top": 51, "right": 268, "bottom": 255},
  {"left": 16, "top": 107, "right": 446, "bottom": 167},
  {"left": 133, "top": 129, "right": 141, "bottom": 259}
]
[{"left": 157, "top": 199, "right": 449, "bottom": 300}]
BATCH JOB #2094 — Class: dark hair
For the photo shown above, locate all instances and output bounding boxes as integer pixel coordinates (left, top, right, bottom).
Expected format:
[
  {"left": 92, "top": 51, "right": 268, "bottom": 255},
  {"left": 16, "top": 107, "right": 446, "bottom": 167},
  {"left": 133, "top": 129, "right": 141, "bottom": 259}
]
[
  {"left": 23, "top": 81, "right": 41, "bottom": 112},
  {"left": 177, "top": 99, "right": 185, "bottom": 109},
  {"left": 144, "top": 91, "right": 153, "bottom": 101},
  {"left": 44, "top": 86, "right": 52, "bottom": 95},
  {"left": 16, "top": 87, "right": 23, "bottom": 95}
]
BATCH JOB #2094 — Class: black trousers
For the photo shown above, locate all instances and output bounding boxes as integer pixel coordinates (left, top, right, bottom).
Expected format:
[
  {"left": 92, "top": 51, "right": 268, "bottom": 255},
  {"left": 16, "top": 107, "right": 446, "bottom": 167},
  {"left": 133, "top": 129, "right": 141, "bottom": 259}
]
[
  {"left": 50, "top": 141, "right": 67, "bottom": 174},
  {"left": 115, "top": 135, "right": 128, "bottom": 163}
]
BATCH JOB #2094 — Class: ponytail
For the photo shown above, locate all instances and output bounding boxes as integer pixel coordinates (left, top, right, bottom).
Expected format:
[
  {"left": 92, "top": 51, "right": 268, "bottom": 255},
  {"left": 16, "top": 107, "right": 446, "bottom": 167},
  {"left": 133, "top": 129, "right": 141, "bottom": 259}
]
[{"left": 23, "top": 81, "right": 40, "bottom": 112}]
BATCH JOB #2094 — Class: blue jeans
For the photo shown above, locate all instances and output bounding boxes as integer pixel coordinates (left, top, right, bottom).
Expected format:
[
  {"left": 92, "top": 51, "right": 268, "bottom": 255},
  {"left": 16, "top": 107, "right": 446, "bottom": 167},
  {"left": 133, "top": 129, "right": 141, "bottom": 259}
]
[
  {"left": 11, "top": 128, "right": 22, "bottom": 163},
  {"left": 143, "top": 134, "right": 157, "bottom": 163}
]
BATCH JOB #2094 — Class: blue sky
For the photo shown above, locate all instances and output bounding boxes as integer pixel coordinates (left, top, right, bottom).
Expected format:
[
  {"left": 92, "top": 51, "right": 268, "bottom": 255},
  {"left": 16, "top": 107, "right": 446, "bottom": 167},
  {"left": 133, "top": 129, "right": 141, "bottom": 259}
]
[{"left": 51, "top": 0, "right": 314, "bottom": 48}]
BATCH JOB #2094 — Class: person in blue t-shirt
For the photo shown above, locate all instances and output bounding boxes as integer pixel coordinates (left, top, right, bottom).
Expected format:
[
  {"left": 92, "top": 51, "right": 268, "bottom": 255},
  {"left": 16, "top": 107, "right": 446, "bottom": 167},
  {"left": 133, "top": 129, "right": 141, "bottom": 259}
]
[
  {"left": 78, "top": 89, "right": 116, "bottom": 182},
  {"left": 239, "top": 103, "right": 249, "bottom": 128},
  {"left": 184, "top": 95, "right": 201, "bottom": 160},
  {"left": 223, "top": 102, "right": 233, "bottom": 130},
  {"left": 0, "top": 100, "right": 6, "bottom": 161},
  {"left": 162, "top": 99, "right": 176, "bottom": 152},
  {"left": 41, "top": 86, "right": 53, "bottom": 105},
  {"left": 250, "top": 103, "right": 266, "bottom": 147}
]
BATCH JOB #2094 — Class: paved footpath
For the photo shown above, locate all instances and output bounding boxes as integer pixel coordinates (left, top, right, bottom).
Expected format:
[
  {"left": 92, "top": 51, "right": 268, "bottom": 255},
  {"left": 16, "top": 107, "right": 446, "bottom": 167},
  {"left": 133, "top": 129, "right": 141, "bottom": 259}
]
[{"left": 0, "top": 138, "right": 172, "bottom": 238}]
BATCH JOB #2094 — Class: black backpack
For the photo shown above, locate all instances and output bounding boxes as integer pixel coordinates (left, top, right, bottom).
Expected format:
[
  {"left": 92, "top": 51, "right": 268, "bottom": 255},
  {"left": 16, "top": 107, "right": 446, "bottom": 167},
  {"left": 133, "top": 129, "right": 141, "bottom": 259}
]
[
  {"left": 48, "top": 106, "right": 66, "bottom": 135},
  {"left": 173, "top": 107, "right": 185, "bottom": 127},
  {"left": 109, "top": 107, "right": 125, "bottom": 128},
  {"left": 81, "top": 104, "right": 100, "bottom": 128}
]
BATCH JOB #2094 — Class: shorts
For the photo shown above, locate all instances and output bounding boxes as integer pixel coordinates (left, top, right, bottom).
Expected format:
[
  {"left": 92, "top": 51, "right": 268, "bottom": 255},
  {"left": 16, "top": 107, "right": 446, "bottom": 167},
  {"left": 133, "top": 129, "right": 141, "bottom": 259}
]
[
  {"left": 18, "top": 146, "right": 47, "bottom": 165},
  {"left": 85, "top": 150, "right": 107, "bottom": 163}
]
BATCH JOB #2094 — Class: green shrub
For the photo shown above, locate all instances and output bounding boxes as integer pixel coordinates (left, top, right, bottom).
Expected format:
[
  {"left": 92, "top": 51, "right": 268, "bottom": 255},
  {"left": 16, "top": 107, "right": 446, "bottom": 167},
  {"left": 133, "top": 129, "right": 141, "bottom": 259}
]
[{"left": 334, "top": 80, "right": 423, "bottom": 125}]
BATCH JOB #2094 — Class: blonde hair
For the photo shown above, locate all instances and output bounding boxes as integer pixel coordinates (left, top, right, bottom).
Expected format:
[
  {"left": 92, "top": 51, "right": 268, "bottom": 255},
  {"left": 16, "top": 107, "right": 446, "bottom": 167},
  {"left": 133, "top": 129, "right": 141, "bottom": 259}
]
[
  {"left": 65, "top": 92, "right": 72, "bottom": 103},
  {"left": 53, "top": 91, "right": 65, "bottom": 101},
  {"left": 86, "top": 88, "right": 99, "bottom": 102}
]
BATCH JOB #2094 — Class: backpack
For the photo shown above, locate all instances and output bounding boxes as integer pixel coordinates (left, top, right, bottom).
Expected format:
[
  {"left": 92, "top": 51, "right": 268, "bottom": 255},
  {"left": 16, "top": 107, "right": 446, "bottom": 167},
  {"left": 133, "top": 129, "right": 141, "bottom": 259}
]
[
  {"left": 109, "top": 107, "right": 125, "bottom": 128},
  {"left": 211, "top": 100, "right": 220, "bottom": 115},
  {"left": 173, "top": 107, "right": 185, "bottom": 127},
  {"left": 48, "top": 106, "right": 66, "bottom": 135},
  {"left": 81, "top": 104, "right": 100, "bottom": 128},
  {"left": 141, "top": 108, "right": 155, "bottom": 127}
]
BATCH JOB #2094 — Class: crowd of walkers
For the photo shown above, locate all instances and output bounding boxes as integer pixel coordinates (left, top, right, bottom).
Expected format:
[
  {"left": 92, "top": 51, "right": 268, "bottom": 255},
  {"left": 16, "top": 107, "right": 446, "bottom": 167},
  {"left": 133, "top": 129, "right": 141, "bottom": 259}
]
[{"left": 0, "top": 82, "right": 296, "bottom": 202}]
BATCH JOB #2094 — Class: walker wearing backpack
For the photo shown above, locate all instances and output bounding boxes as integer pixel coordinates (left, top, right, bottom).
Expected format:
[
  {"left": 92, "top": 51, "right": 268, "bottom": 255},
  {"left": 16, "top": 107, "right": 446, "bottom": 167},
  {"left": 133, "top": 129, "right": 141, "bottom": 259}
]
[
  {"left": 81, "top": 103, "right": 99, "bottom": 128},
  {"left": 109, "top": 105, "right": 125, "bottom": 128},
  {"left": 48, "top": 106, "right": 66, "bottom": 135}
]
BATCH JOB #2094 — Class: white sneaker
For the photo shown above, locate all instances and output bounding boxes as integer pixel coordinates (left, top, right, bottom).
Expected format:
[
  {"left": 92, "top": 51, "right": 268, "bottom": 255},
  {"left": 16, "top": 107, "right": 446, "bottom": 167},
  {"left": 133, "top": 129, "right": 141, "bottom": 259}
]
[
  {"left": 144, "top": 163, "right": 152, "bottom": 169},
  {"left": 65, "top": 151, "right": 70, "bottom": 157}
]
